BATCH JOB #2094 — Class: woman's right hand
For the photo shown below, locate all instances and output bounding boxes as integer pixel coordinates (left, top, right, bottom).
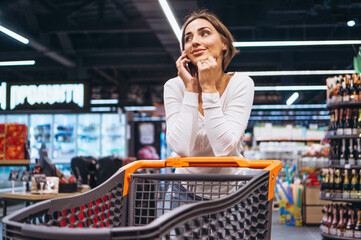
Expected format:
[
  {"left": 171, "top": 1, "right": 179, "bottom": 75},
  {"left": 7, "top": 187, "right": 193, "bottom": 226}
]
[{"left": 176, "top": 51, "right": 200, "bottom": 93}]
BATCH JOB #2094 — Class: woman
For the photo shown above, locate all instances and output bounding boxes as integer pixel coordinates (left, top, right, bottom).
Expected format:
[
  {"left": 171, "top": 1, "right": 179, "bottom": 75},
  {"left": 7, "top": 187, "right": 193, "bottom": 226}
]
[
  {"left": 164, "top": 9, "right": 254, "bottom": 173},
  {"left": 160, "top": 10, "right": 254, "bottom": 216}
]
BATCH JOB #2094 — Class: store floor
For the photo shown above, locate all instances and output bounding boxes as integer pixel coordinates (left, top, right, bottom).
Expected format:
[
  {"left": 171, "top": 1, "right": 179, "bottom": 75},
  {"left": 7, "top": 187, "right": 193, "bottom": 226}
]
[
  {"left": 271, "top": 210, "right": 321, "bottom": 240},
  {"left": 1, "top": 205, "right": 321, "bottom": 240}
]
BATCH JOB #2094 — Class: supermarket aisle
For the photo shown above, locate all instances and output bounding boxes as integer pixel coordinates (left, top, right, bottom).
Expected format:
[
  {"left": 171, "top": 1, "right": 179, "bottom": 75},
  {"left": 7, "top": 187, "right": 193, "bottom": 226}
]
[{"left": 271, "top": 210, "right": 321, "bottom": 240}]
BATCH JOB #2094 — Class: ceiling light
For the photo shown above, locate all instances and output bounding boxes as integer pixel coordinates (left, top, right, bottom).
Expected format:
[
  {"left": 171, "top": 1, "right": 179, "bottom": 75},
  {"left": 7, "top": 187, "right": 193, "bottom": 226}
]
[
  {"left": 286, "top": 92, "right": 299, "bottom": 105},
  {"left": 0, "top": 60, "right": 35, "bottom": 66},
  {"left": 255, "top": 85, "right": 326, "bottom": 91},
  {"left": 252, "top": 104, "right": 326, "bottom": 109},
  {"left": 347, "top": 20, "right": 356, "bottom": 27},
  {"left": 233, "top": 40, "right": 361, "bottom": 47},
  {"left": 241, "top": 70, "right": 355, "bottom": 76},
  {"left": 0, "top": 25, "right": 29, "bottom": 44},
  {"left": 124, "top": 106, "right": 157, "bottom": 111},
  {"left": 90, "top": 99, "right": 119, "bottom": 105},
  {"left": 159, "top": 0, "right": 361, "bottom": 48},
  {"left": 158, "top": 0, "right": 181, "bottom": 42}
]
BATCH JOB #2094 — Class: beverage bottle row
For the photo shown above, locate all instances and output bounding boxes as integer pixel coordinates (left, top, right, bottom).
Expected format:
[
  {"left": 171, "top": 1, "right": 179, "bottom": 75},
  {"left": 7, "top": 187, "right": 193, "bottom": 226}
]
[
  {"left": 329, "top": 139, "right": 361, "bottom": 165},
  {"left": 328, "top": 107, "right": 361, "bottom": 136},
  {"left": 327, "top": 74, "right": 361, "bottom": 104},
  {"left": 320, "top": 168, "right": 361, "bottom": 199},
  {"left": 320, "top": 203, "right": 361, "bottom": 238}
]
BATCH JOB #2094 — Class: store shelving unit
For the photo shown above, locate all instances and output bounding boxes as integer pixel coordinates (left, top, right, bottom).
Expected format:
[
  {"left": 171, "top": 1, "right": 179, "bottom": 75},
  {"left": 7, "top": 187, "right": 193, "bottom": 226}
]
[
  {"left": 321, "top": 100, "right": 361, "bottom": 240},
  {"left": 0, "top": 160, "right": 31, "bottom": 170}
]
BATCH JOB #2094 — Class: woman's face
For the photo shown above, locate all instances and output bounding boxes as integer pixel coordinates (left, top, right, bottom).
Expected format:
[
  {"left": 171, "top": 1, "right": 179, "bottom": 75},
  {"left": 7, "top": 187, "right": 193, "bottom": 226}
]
[{"left": 183, "top": 18, "right": 227, "bottom": 66}]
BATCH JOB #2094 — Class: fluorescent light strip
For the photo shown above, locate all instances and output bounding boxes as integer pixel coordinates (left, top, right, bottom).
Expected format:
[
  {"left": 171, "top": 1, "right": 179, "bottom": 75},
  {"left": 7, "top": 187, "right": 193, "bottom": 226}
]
[
  {"left": 233, "top": 40, "right": 361, "bottom": 47},
  {"left": 159, "top": 0, "right": 181, "bottom": 42},
  {"left": 124, "top": 106, "right": 157, "bottom": 111},
  {"left": 286, "top": 92, "right": 299, "bottom": 105},
  {"left": 0, "top": 25, "right": 29, "bottom": 44},
  {"left": 252, "top": 104, "right": 326, "bottom": 110},
  {"left": 0, "top": 60, "right": 35, "bottom": 66},
  {"left": 90, "top": 107, "right": 112, "bottom": 112},
  {"left": 90, "top": 99, "right": 119, "bottom": 105},
  {"left": 255, "top": 85, "right": 327, "bottom": 91},
  {"left": 249, "top": 115, "right": 330, "bottom": 121},
  {"left": 242, "top": 70, "right": 355, "bottom": 76},
  {"left": 159, "top": 1, "right": 361, "bottom": 48}
]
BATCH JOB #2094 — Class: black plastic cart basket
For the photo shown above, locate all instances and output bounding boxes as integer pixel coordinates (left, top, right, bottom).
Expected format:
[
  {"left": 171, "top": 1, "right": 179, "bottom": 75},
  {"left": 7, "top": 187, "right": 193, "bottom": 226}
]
[{"left": 2, "top": 157, "right": 281, "bottom": 240}]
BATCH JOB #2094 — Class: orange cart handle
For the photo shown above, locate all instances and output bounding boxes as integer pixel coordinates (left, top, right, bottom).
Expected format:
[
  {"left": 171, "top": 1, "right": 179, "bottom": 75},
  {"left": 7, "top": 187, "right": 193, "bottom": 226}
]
[{"left": 121, "top": 157, "right": 282, "bottom": 200}]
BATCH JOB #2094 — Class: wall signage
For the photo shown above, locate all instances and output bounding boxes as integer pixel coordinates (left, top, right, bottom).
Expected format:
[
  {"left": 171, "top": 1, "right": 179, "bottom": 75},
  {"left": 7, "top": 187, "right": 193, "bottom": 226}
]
[
  {"left": 0, "top": 82, "right": 88, "bottom": 111},
  {"left": 10, "top": 84, "right": 84, "bottom": 110},
  {"left": 0, "top": 82, "right": 6, "bottom": 110}
]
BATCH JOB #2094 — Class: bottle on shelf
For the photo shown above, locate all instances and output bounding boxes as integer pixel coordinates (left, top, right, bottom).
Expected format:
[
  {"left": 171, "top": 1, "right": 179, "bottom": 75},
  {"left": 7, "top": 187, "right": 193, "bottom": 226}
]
[
  {"left": 337, "top": 76, "right": 344, "bottom": 103},
  {"left": 340, "top": 139, "right": 347, "bottom": 165},
  {"left": 321, "top": 169, "right": 329, "bottom": 192},
  {"left": 337, "top": 108, "right": 344, "bottom": 135},
  {"left": 343, "top": 76, "right": 350, "bottom": 102},
  {"left": 321, "top": 204, "right": 330, "bottom": 234},
  {"left": 330, "top": 204, "right": 339, "bottom": 235},
  {"left": 352, "top": 74, "right": 359, "bottom": 101},
  {"left": 336, "top": 204, "right": 346, "bottom": 237},
  {"left": 358, "top": 75, "right": 361, "bottom": 100},
  {"left": 358, "top": 169, "right": 361, "bottom": 197},
  {"left": 350, "top": 169, "right": 358, "bottom": 198},
  {"left": 345, "top": 206, "right": 355, "bottom": 238},
  {"left": 353, "top": 108, "right": 359, "bottom": 135},
  {"left": 32, "top": 159, "right": 42, "bottom": 174},
  {"left": 328, "top": 169, "right": 335, "bottom": 193},
  {"left": 355, "top": 208, "right": 361, "bottom": 238},
  {"left": 329, "top": 109, "right": 335, "bottom": 136},
  {"left": 343, "top": 169, "right": 350, "bottom": 198},
  {"left": 349, "top": 139, "right": 355, "bottom": 165},
  {"left": 344, "top": 108, "right": 352, "bottom": 135},
  {"left": 326, "top": 204, "right": 334, "bottom": 233},
  {"left": 357, "top": 138, "right": 361, "bottom": 165}
]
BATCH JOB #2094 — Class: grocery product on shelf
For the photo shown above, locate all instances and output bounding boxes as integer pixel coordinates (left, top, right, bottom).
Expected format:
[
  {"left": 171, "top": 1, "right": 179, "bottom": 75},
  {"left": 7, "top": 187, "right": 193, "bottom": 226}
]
[
  {"left": 322, "top": 74, "right": 361, "bottom": 240},
  {"left": 0, "top": 123, "right": 28, "bottom": 160}
]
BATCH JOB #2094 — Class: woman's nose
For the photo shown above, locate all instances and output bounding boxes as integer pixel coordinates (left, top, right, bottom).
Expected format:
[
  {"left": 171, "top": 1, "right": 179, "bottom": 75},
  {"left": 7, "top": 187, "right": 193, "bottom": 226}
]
[{"left": 191, "top": 35, "right": 201, "bottom": 47}]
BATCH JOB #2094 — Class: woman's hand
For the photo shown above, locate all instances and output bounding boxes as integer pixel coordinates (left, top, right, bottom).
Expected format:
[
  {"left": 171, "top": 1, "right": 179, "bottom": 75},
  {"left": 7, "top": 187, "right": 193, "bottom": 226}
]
[
  {"left": 176, "top": 51, "right": 200, "bottom": 93},
  {"left": 196, "top": 56, "right": 219, "bottom": 93}
]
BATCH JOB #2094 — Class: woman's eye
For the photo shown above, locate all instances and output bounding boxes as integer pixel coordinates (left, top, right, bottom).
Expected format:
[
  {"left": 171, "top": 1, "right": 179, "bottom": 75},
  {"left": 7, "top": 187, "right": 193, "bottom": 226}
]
[
  {"left": 201, "top": 31, "right": 210, "bottom": 36},
  {"left": 185, "top": 36, "right": 192, "bottom": 42}
]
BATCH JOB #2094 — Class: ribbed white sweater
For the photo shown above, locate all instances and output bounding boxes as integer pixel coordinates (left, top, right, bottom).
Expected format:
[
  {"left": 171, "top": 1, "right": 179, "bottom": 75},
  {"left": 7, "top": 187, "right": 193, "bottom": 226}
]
[{"left": 164, "top": 72, "right": 254, "bottom": 178}]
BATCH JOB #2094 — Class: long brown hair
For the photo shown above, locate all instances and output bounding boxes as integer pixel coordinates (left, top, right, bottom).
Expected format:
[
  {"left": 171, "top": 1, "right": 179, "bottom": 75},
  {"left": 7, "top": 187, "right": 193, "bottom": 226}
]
[{"left": 180, "top": 9, "right": 239, "bottom": 72}]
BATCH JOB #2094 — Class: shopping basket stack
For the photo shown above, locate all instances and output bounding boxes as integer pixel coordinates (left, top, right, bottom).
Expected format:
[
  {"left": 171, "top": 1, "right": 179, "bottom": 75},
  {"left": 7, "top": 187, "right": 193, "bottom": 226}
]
[{"left": 2, "top": 157, "right": 281, "bottom": 240}]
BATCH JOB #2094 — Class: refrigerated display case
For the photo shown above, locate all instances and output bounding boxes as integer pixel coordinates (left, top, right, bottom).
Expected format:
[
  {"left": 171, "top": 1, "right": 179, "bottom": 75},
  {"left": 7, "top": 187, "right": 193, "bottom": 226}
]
[
  {"left": 53, "top": 114, "right": 76, "bottom": 160},
  {"left": 101, "top": 113, "right": 126, "bottom": 157},
  {"left": 5, "top": 114, "right": 28, "bottom": 125},
  {"left": 29, "top": 114, "right": 52, "bottom": 160},
  {"left": 77, "top": 114, "right": 100, "bottom": 157}
]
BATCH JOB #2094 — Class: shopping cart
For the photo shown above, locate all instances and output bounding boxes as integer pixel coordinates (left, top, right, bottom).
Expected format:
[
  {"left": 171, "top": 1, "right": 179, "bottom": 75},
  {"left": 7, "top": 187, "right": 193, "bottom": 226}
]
[{"left": 2, "top": 157, "right": 281, "bottom": 240}]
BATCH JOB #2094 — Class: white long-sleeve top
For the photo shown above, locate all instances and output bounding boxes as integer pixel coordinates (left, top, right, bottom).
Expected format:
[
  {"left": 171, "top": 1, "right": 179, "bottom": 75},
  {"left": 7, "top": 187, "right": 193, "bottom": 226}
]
[{"left": 164, "top": 72, "right": 254, "bottom": 176}]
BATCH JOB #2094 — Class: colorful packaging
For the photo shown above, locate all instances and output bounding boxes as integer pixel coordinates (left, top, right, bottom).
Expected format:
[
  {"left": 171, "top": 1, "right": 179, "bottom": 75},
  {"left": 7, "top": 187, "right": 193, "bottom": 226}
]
[{"left": 0, "top": 123, "right": 28, "bottom": 160}]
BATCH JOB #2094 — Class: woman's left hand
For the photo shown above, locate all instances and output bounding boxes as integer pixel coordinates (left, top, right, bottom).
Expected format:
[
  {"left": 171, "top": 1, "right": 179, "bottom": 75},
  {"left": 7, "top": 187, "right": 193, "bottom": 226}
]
[{"left": 197, "top": 56, "right": 219, "bottom": 93}]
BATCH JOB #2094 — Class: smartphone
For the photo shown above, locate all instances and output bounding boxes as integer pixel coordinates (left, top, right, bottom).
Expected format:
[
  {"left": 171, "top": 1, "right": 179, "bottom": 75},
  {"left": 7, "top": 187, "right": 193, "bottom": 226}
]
[{"left": 186, "top": 58, "right": 197, "bottom": 77}]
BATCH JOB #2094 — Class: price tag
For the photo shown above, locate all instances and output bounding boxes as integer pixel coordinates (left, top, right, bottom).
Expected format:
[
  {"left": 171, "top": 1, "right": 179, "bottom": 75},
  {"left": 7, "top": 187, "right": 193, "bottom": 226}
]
[{"left": 345, "top": 164, "right": 351, "bottom": 169}]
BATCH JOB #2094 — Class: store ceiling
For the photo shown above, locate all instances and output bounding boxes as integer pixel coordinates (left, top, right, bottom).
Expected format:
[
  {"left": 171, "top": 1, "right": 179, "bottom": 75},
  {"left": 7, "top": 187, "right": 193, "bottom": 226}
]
[{"left": 0, "top": 0, "right": 360, "bottom": 106}]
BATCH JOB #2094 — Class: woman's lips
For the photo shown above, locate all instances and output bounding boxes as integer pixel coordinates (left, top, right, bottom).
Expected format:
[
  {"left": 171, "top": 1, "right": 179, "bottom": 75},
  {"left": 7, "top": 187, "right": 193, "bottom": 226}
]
[{"left": 192, "top": 49, "right": 205, "bottom": 56}]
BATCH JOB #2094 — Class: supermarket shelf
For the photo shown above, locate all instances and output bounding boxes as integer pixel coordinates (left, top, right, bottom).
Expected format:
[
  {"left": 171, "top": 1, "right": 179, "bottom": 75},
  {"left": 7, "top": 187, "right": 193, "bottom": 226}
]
[
  {"left": 327, "top": 101, "right": 361, "bottom": 109},
  {"left": 322, "top": 233, "right": 358, "bottom": 240},
  {"left": 328, "top": 164, "right": 361, "bottom": 169},
  {"left": 326, "top": 134, "right": 360, "bottom": 139},
  {"left": 319, "top": 191, "right": 361, "bottom": 203},
  {"left": 256, "top": 138, "right": 322, "bottom": 142},
  {"left": 0, "top": 160, "right": 31, "bottom": 165}
]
